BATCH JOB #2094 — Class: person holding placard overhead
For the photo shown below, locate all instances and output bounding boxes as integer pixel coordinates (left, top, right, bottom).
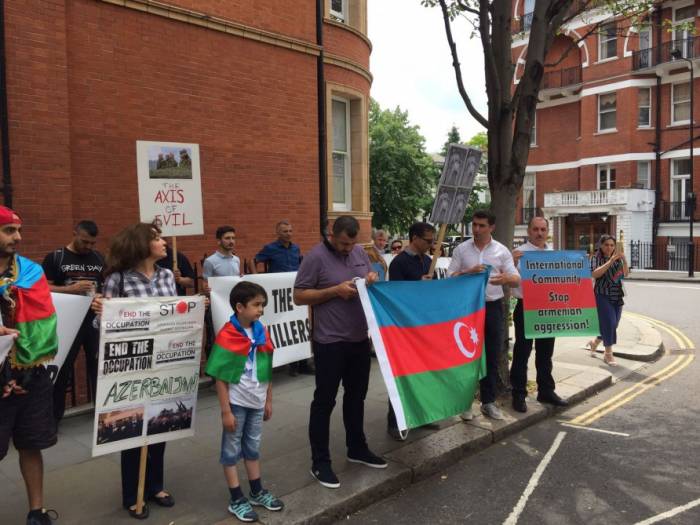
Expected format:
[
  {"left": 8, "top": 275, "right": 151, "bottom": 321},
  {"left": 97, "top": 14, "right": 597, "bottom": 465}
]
[{"left": 91, "top": 222, "right": 177, "bottom": 519}]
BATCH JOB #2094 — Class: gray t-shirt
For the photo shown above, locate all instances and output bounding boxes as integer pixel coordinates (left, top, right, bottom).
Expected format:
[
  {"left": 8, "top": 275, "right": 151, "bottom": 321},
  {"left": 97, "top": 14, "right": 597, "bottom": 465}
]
[
  {"left": 294, "top": 241, "right": 372, "bottom": 344},
  {"left": 203, "top": 251, "right": 241, "bottom": 278}
]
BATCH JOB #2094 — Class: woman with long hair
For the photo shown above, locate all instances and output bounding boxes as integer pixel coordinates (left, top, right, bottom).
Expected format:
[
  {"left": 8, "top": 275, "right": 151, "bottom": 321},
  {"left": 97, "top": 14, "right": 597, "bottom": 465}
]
[
  {"left": 92, "top": 222, "right": 176, "bottom": 519},
  {"left": 587, "top": 234, "right": 629, "bottom": 366}
]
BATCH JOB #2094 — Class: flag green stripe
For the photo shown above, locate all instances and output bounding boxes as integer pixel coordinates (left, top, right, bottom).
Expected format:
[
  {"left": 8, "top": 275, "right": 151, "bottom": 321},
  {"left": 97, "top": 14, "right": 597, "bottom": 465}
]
[
  {"left": 205, "top": 343, "right": 247, "bottom": 383},
  {"left": 395, "top": 360, "right": 483, "bottom": 429},
  {"left": 523, "top": 307, "right": 600, "bottom": 338},
  {"left": 256, "top": 352, "right": 272, "bottom": 383},
  {"left": 14, "top": 313, "right": 58, "bottom": 366}
]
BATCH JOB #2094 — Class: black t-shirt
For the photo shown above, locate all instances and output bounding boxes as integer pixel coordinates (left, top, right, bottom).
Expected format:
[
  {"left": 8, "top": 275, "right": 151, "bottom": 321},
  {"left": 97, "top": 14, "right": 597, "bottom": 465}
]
[
  {"left": 389, "top": 250, "right": 433, "bottom": 282},
  {"left": 157, "top": 248, "right": 195, "bottom": 296},
  {"left": 41, "top": 247, "right": 105, "bottom": 293}
]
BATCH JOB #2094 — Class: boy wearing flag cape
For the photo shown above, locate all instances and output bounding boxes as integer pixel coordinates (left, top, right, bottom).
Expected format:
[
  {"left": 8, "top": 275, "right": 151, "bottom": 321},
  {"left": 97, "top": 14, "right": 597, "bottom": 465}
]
[
  {"left": 206, "top": 281, "right": 284, "bottom": 522},
  {"left": 0, "top": 206, "right": 60, "bottom": 525}
]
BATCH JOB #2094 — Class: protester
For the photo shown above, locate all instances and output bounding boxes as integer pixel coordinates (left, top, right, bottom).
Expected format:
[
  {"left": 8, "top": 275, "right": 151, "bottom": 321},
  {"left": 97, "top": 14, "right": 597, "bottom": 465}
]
[
  {"left": 91, "top": 223, "right": 177, "bottom": 519},
  {"left": 365, "top": 229, "right": 389, "bottom": 281},
  {"left": 447, "top": 210, "right": 520, "bottom": 421},
  {"left": 390, "top": 239, "right": 403, "bottom": 255},
  {"left": 203, "top": 226, "right": 243, "bottom": 280},
  {"left": 42, "top": 220, "right": 105, "bottom": 420},
  {"left": 0, "top": 206, "right": 59, "bottom": 525},
  {"left": 293, "top": 215, "right": 386, "bottom": 489},
  {"left": 587, "top": 234, "right": 629, "bottom": 366},
  {"left": 386, "top": 222, "right": 437, "bottom": 440},
  {"left": 254, "top": 220, "right": 301, "bottom": 273},
  {"left": 206, "top": 281, "right": 284, "bottom": 522},
  {"left": 157, "top": 245, "right": 195, "bottom": 296},
  {"left": 510, "top": 217, "right": 568, "bottom": 413}
]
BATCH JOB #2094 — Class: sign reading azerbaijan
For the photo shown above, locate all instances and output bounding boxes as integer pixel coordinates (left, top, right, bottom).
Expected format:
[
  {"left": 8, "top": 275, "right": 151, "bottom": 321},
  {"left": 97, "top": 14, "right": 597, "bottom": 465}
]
[{"left": 520, "top": 251, "right": 600, "bottom": 339}]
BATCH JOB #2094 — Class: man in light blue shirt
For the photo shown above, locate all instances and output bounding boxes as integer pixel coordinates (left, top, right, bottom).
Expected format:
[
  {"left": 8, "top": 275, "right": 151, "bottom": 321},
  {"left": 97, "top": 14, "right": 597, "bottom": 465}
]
[{"left": 203, "top": 225, "right": 242, "bottom": 279}]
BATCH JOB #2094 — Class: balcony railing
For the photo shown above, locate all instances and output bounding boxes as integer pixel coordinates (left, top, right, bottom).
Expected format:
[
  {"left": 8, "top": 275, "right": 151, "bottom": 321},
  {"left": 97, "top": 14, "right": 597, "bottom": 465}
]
[
  {"left": 519, "top": 12, "right": 533, "bottom": 33},
  {"left": 632, "top": 37, "right": 700, "bottom": 71},
  {"left": 545, "top": 189, "right": 630, "bottom": 208},
  {"left": 659, "top": 200, "right": 690, "bottom": 222},
  {"left": 542, "top": 66, "right": 582, "bottom": 89}
]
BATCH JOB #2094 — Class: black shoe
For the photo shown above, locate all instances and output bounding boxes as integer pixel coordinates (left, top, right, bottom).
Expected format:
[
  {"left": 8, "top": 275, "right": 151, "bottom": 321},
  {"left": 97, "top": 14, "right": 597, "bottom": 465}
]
[
  {"left": 347, "top": 449, "right": 388, "bottom": 469},
  {"left": 310, "top": 463, "right": 340, "bottom": 489},
  {"left": 537, "top": 391, "right": 568, "bottom": 407},
  {"left": 148, "top": 491, "right": 175, "bottom": 507},
  {"left": 26, "top": 509, "right": 58, "bottom": 525},
  {"left": 512, "top": 397, "right": 528, "bottom": 413},
  {"left": 297, "top": 360, "right": 315, "bottom": 375}
]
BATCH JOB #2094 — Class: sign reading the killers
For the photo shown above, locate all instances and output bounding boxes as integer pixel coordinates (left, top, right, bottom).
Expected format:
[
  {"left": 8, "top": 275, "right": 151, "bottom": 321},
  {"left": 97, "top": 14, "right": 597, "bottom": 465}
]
[
  {"left": 92, "top": 296, "right": 205, "bottom": 456},
  {"left": 430, "top": 145, "right": 482, "bottom": 225}
]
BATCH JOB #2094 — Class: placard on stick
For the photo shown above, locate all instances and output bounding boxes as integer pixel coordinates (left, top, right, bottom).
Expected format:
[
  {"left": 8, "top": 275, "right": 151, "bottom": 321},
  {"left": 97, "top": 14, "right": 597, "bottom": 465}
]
[{"left": 430, "top": 144, "right": 482, "bottom": 225}]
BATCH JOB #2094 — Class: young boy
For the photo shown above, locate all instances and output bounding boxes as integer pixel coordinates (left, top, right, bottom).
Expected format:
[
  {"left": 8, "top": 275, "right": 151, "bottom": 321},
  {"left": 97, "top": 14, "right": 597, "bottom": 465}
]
[{"left": 206, "top": 281, "right": 284, "bottom": 522}]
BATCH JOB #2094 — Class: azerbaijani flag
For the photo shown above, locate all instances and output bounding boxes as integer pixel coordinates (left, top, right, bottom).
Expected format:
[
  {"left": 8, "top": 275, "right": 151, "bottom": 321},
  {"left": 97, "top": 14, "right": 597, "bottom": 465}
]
[
  {"left": 205, "top": 319, "right": 274, "bottom": 384},
  {"left": 520, "top": 250, "right": 600, "bottom": 339},
  {"left": 2, "top": 256, "right": 58, "bottom": 368},
  {"left": 357, "top": 273, "right": 488, "bottom": 431}
]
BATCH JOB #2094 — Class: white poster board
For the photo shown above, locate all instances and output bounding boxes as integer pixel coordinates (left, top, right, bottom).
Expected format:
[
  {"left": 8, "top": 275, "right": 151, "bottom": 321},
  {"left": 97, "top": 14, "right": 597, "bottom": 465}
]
[
  {"left": 44, "top": 293, "right": 93, "bottom": 382},
  {"left": 209, "top": 273, "right": 312, "bottom": 367},
  {"left": 92, "top": 296, "right": 205, "bottom": 457},
  {"left": 136, "top": 141, "right": 203, "bottom": 236}
]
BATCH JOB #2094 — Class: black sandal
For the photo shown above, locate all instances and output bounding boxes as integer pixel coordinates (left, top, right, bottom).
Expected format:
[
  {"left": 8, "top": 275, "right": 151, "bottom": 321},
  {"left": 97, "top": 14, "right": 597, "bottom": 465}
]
[
  {"left": 128, "top": 504, "right": 149, "bottom": 520},
  {"left": 149, "top": 492, "right": 175, "bottom": 507}
]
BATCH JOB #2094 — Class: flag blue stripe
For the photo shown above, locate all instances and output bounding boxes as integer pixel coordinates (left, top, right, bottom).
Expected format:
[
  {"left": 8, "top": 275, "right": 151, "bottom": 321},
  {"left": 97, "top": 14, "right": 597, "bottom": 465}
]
[
  {"left": 367, "top": 273, "right": 487, "bottom": 328},
  {"left": 519, "top": 250, "right": 591, "bottom": 280}
]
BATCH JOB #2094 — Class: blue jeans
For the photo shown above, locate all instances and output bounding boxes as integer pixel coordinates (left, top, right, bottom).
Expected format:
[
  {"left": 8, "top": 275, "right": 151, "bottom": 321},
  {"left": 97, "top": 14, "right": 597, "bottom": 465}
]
[
  {"left": 595, "top": 294, "right": 623, "bottom": 347},
  {"left": 220, "top": 404, "right": 264, "bottom": 465}
]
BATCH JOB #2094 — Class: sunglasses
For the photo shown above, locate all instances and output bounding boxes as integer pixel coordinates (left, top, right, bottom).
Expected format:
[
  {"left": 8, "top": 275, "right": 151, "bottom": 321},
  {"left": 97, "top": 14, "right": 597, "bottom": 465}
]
[{"left": 391, "top": 245, "right": 402, "bottom": 251}]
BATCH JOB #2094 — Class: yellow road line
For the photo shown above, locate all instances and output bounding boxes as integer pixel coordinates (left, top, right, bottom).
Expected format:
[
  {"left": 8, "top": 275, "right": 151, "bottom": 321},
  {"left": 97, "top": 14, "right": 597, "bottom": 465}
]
[{"left": 569, "top": 313, "right": 695, "bottom": 426}]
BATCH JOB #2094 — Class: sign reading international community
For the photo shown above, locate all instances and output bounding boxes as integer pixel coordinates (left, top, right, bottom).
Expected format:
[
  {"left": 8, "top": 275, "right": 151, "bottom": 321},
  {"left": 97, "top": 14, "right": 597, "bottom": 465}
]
[
  {"left": 520, "top": 251, "right": 600, "bottom": 339},
  {"left": 92, "top": 295, "right": 205, "bottom": 456},
  {"left": 357, "top": 274, "right": 488, "bottom": 431}
]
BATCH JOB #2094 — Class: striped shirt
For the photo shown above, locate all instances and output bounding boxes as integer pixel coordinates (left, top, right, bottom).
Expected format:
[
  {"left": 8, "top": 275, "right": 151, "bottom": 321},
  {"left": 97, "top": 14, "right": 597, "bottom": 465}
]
[
  {"left": 590, "top": 254, "right": 624, "bottom": 304},
  {"left": 103, "top": 266, "right": 177, "bottom": 299}
]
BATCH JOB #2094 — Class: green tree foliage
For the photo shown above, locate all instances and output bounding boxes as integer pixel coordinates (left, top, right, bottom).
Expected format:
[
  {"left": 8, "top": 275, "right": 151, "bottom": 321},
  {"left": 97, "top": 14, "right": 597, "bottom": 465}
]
[
  {"left": 369, "top": 99, "right": 438, "bottom": 233},
  {"left": 440, "top": 125, "right": 462, "bottom": 156}
]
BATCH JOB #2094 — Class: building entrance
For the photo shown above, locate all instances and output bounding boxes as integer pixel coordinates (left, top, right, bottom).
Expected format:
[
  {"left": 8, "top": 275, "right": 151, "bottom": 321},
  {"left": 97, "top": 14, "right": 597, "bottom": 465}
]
[{"left": 565, "top": 213, "right": 610, "bottom": 254}]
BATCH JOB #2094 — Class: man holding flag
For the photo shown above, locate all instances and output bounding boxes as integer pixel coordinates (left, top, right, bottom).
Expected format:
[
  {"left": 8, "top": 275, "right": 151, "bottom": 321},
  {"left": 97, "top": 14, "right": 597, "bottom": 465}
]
[
  {"left": 0, "top": 206, "right": 59, "bottom": 525},
  {"left": 448, "top": 210, "right": 520, "bottom": 420},
  {"left": 511, "top": 217, "right": 568, "bottom": 413}
]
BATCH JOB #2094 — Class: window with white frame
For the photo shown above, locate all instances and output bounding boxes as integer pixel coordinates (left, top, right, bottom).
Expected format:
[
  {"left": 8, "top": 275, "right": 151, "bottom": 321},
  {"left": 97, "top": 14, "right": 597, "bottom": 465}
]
[
  {"left": 672, "top": 82, "right": 691, "bottom": 124},
  {"left": 523, "top": 173, "right": 536, "bottom": 215},
  {"left": 332, "top": 97, "right": 352, "bottom": 211},
  {"left": 598, "top": 164, "right": 616, "bottom": 190},
  {"left": 598, "top": 93, "right": 617, "bottom": 131},
  {"left": 672, "top": 4, "right": 695, "bottom": 59},
  {"left": 330, "top": 0, "right": 347, "bottom": 23},
  {"left": 671, "top": 158, "right": 691, "bottom": 219},
  {"left": 638, "top": 88, "right": 651, "bottom": 127},
  {"left": 637, "top": 160, "right": 651, "bottom": 189},
  {"left": 530, "top": 111, "right": 537, "bottom": 146},
  {"left": 598, "top": 22, "right": 617, "bottom": 60}
]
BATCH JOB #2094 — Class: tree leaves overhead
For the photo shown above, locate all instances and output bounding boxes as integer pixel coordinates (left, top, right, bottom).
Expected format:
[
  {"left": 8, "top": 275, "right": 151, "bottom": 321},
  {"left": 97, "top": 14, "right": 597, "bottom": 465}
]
[{"left": 369, "top": 99, "right": 438, "bottom": 234}]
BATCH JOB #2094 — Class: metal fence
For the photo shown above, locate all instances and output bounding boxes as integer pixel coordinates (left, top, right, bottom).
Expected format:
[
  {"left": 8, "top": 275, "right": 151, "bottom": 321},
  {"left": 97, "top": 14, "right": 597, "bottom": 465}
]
[{"left": 629, "top": 240, "right": 700, "bottom": 271}]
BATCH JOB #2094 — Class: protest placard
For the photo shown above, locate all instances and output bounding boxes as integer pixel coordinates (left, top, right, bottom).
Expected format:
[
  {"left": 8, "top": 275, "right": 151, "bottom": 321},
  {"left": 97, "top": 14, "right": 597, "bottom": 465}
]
[
  {"left": 430, "top": 145, "right": 481, "bottom": 225},
  {"left": 136, "top": 140, "right": 203, "bottom": 236},
  {"left": 520, "top": 251, "right": 600, "bottom": 339},
  {"left": 209, "top": 273, "right": 312, "bottom": 367},
  {"left": 92, "top": 295, "right": 204, "bottom": 457},
  {"left": 44, "top": 293, "right": 93, "bottom": 382}
]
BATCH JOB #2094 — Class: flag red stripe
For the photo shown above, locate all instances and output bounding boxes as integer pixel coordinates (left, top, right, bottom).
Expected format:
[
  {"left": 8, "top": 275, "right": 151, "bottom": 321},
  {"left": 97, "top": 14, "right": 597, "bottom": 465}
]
[
  {"left": 380, "top": 309, "right": 485, "bottom": 377},
  {"left": 14, "top": 276, "right": 56, "bottom": 323},
  {"left": 521, "top": 280, "right": 596, "bottom": 310}
]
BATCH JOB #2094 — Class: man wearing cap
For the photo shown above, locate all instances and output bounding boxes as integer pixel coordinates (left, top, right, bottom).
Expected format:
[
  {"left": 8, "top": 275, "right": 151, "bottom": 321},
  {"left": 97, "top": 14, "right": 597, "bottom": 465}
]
[{"left": 0, "top": 206, "right": 59, "bottom": 525}]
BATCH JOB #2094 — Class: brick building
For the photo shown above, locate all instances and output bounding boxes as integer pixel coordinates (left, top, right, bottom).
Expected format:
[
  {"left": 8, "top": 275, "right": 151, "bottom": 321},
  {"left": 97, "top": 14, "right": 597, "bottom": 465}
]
[
  {"left": 0, "top": 0, "right": 372, "bottom": 264},
  {"left": 512, "top": 1, "right": 699, "bottom": 271},
  {"left": 0, "top": 0, "right": 372, "bottom": 407}
]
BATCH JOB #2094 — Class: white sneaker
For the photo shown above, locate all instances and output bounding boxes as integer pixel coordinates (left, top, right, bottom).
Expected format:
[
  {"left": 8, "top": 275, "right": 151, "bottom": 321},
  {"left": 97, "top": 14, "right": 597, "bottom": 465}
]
[
  {"left": 480, "top": 402, "right": 504, "bottom": 420},
  {"left": 460, "top": 409, "right": 474, "bottom": 421}
]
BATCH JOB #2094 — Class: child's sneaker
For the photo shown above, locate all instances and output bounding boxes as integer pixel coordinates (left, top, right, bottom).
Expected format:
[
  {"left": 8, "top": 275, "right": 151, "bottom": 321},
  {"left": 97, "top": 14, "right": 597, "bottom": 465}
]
[
  {"left": 228, "top": 497, "right": 258, "bottom": 522},
  {"left": 249, "top": 489, "right": 284, "bottom": 511}
]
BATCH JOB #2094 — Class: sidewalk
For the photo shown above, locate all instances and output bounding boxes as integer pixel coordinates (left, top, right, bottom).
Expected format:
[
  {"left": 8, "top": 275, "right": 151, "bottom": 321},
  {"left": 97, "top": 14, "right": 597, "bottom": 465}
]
[
  {"left": 0, "top": 313, "right": 662, "bottom": 525},
  {"left": 627, "top": 269, "right": 700, "bottom": 283}
]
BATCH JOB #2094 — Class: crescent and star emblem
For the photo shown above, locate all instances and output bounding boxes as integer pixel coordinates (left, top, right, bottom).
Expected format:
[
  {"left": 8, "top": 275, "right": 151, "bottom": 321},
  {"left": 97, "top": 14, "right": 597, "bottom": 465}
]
[{"left": 453, "top": 322, "right": 480, "bottom": 359}]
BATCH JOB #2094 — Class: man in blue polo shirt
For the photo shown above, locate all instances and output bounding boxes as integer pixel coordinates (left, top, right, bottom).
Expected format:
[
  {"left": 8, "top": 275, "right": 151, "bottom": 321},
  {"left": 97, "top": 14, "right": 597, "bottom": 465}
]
[{"left": 254, "top": 220, "right": 301, "bottom": 273}]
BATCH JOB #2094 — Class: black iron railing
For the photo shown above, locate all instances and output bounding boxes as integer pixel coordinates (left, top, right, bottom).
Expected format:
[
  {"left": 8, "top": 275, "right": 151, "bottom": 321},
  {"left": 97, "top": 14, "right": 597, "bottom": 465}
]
[
  {"left": 630, "top": 240, "right": 700, "bottom": 271},
  {"left": 659, "top": 200, "right": 690, "bottom": 222},
  {"left": 632, "top": 38, "right": 700, "bottom": 71}
]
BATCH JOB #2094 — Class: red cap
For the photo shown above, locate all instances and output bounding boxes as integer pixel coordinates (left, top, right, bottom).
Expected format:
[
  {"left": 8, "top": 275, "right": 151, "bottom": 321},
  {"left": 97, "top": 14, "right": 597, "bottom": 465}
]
[{"left": 0, "top": 206, "right": 22, "bottom": 226}]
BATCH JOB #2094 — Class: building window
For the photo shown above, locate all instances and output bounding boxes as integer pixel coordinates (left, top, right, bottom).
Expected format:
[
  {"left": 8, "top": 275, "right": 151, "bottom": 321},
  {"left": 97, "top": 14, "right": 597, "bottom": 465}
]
[
  {"left": 597, "top": 165, "right": 616, "bottom": 190},
  {"left": 522, "top": 173, "right": 536, "bottom": 223},
  {"left": 332, "top": 97, "right": 351, "bottom": 210},
  {"left": 638, "top": 88, "right": 651, "bottom": 127},
  {"left": 330, "top": 0, "right": 347, "bottom": 23},
  {"left": 530, "top": 111, "right": 537, "bottom": 146},
  {"left": 637, "top": 161, "right": 651, "bottom": 189},
  {"left": 598, "top": 93, "right": 617, "bottom": 131},
  {"left": 671, "top": 158, "right": 691, "bottom": 219},
  {"left": 598, "top": 22, "right": 617, "bottom": 61},
  {"left": 672, "top": 82, "right": 691, "bottom": 124},
  {"left": 672, "top": 4, "right": 695, "bottom": 59}
]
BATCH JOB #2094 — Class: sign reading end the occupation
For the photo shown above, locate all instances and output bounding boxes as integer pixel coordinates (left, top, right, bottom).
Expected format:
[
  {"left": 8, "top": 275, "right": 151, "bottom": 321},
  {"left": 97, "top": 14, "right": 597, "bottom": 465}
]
[{"left": 103, "top": 338, "right": 154, "bottom": 375}]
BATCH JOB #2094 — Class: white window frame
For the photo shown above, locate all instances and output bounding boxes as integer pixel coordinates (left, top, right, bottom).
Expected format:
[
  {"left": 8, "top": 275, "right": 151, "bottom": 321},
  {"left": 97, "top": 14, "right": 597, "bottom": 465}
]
[
  {"left": 598, "top": 92, "right": 617, "bottom": 132},
  {"left": 598, "top": 22, "right": 617, "bottom": 61},
  {"left": 597, "top": 164, "right": 616, "bottom": 190},
  {"left": 331, "top": 96, "right": 352, "bottom": 212},
  {"left": 530, "top": 111, "right": 537, "bottom": 146},
  {"left": 638, "top": 87, "right": 652, "bottom": 128},
  {"left": 672, "top": 82, "right": 691, "bottom": 125},
  {"left": 637, "top": 160, "right": 651, "bottom": 189},
  {"left": 330, "top": 0, "right": 347, "bottom": 23},
  {"left": 671, "top": 158, "right": 691, "bottom": 219},
  {"left": 523, "top": 172, "right": 536, "bottom": 207},
  {"left": 672, "top": 3, "right": 695, "bottom": 59}
]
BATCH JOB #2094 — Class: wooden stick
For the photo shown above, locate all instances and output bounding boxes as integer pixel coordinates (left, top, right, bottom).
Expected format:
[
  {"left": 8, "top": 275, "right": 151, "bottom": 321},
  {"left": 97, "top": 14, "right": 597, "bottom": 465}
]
[
  {"left": 171, "top": 237, "right": 179, "bottom": 272},
  {"left": 135, "top": 445, "right": 148, "bottom": 515},
  {"left": 428, "top": 224, "right": 448, "bottom": 277}
]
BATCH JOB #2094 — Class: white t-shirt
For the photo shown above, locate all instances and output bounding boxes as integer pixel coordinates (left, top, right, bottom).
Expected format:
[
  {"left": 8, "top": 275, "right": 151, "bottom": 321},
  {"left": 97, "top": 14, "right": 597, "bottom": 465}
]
[
  {"left": 228, "top": 327, "right": 269, "bottom": 409},
  {"left": 511, "top": 241, "right": 552, "bottom": 299}
]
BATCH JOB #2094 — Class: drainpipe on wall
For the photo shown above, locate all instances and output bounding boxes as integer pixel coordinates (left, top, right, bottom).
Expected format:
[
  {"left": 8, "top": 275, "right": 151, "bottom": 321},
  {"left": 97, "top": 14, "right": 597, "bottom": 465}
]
[
  {"left": 0, "top": 0, "right": 13, "bottom": 208},
  {"left": 651, "top": 5, "right": 663, "bottom": 268},
  {"left": 316, "top": 0, "right": 328, "bottom": 240}
]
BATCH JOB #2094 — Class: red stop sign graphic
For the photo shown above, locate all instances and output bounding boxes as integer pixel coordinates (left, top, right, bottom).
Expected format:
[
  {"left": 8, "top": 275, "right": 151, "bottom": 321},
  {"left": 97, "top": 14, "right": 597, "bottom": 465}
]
[{"left": 176, "top": 301, "right": 188, "bottom": 314}]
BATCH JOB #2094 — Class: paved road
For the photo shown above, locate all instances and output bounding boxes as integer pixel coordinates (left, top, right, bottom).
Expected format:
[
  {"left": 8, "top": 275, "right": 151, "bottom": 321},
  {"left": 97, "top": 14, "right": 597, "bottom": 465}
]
[{"left": 341, "top": 281, "right": 700, "bottom": 525}]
